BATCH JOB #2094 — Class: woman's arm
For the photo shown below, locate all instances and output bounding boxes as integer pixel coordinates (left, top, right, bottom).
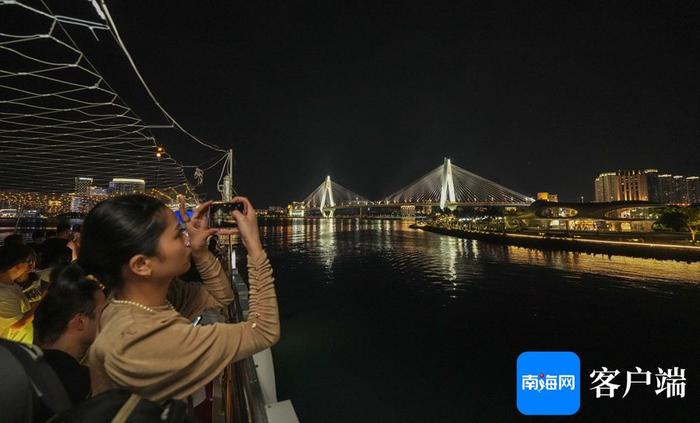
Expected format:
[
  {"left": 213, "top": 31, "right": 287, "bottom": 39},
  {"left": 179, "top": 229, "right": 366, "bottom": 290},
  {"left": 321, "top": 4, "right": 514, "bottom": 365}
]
[
  {"left": 104, "top": 251, "right": 279, "bottom": 402},
  {"left": 170, "top": 196, "right": 265, "bottom": 319},
  {"left": 169, "top": 250, "right": 234, "bottom": 319}
]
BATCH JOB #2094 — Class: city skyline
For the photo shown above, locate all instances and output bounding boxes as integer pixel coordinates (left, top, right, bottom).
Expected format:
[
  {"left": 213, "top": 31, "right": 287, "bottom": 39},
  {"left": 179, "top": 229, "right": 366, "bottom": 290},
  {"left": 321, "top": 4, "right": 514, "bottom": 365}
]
[{"left": 2, "top": 1, "right": 700, "bottom": 208}]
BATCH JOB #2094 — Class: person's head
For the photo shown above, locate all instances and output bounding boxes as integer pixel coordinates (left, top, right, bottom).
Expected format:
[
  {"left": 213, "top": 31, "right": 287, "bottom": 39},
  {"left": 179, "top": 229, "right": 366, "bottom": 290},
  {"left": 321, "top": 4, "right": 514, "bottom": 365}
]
[
  {"left": 0, "top": 244, "right": 36, "bottom": 281},
  {"left": 3, "top": 233, "right": 24, "bottom": 247},
  {"left": 55, "top": 222, "right": 71, "bottom": 239},
  {"left": 79, "top": 194, "right": 191, "bottom": 291},
  {"left": 31, "top": 230, "right": 47, "bottom": 244},
  {"left": 40, "top": 242, "right": 72, "bottom": 270},
  {"left": 34, "top": 263, "right": 106, "bottom": 352}
]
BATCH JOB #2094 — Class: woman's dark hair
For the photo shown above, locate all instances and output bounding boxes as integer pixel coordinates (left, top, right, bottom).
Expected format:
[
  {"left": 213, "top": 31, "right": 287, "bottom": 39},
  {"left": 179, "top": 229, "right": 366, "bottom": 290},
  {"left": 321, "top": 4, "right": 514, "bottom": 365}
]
[
  {"left": 34, "top": 263, "right": 102, "bottom": 345},
  {"left": 0, "top": 244, "right": 35, "bottom": 273},
  {"left": 78, "top": 194, "right": 169, "bottom": 290}
]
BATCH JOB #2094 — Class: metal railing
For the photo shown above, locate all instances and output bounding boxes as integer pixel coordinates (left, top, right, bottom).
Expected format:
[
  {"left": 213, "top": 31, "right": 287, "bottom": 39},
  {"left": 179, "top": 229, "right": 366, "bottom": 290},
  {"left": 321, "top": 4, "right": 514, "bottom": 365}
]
[{"left": 219, "top": 238, "right": 269, "bottom": 423}]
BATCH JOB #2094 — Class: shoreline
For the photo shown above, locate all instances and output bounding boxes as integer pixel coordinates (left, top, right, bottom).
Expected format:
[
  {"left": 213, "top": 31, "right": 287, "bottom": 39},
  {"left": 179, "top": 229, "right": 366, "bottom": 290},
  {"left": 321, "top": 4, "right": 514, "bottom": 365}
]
[{"left": 413, "top": 224, "right": 700, "bottom": 263}]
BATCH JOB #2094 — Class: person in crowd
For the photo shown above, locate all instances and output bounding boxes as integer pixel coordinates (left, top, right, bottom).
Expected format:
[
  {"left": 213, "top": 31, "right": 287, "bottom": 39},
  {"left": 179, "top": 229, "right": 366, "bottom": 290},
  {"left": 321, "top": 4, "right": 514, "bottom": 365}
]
[
  {"left": 27, "top": 230, "right": 47, "bottom": 251},
  {"left": 3, "top": 236, "right": 42, "bottom": 292},
  {"left": 83, "top": 194, "right": 279, "bottom": 402},
  {"left": 67, "top": 224, "right": 81, "bottom": 262},
  {"left": 2, "top": 233, "right": 25, "bottom": 247},
  {"left": 0, "top": 244, "right": 42, "bottom": 344},
  {"left": 39, "top": 222, "right": 73, "bottom": 269},
  {"left": 28, "top": 231, "right": 48, "bottom": 280},
  {"left": 34, "top": 264, "right": 106, "bottom": 404}
]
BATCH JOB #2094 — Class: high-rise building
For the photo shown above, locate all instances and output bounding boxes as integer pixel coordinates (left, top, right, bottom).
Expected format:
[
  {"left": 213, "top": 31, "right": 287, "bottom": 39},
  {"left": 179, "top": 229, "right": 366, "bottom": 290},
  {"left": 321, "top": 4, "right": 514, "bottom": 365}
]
[
  {"left": 594, "top": 170, "right": 648, "bottom": 202},
  {"left": 687, "top": 176, "right": 700, "bottom": 204},
  {"left": 74, "top": 177, "right": 93, "bottom": 196},
  {"left": 594, "top": 172, "right": 619, "bottom": 202},
  {"left": 657, "top": 174, "right": 674, "bottom": 203},
  {"left": 596, "top": 169, "right": 699, "bottom": 204},
  {"left": 644, "top": 169, "right": 660, "bottom": 202},
  {"left": 619, "top": 170, "right": 648, "bottom": 201},
  {"left": 109, "top": 178, "right": 145, "bottom": 195},
  {"left": 673, "top": 176, "right": 688, "bottom": 203}
]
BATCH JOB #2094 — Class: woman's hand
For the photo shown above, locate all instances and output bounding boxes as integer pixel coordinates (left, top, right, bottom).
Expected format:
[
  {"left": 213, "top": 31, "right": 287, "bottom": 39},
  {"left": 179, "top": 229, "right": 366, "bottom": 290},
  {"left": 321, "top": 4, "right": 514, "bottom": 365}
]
[
  {"left": 186, "top": 200, "right": 218, "bottom": 257},
  {"left": 180, "top": 195, "right": 263, "bottom": 258},
  {"left": 67, "top": 233, "right": 80, "bottom": 262},
  {"left": 230, "top": 196, "right": 264, "bottom": 258}
]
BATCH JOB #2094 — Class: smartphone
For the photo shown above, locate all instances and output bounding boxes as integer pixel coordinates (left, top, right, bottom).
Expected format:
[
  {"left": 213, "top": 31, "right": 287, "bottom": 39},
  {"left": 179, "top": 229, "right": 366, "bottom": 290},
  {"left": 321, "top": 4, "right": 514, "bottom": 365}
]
[{"left": 209, "top": 201, "right": 245, "bottom": 228}]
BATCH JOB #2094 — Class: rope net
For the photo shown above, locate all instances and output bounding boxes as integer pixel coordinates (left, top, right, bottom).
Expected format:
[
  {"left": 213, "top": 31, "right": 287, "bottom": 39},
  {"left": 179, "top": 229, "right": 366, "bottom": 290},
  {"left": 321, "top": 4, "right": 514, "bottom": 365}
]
[{"left": 0, "top": 0, "right": 226, "bottom": 196}]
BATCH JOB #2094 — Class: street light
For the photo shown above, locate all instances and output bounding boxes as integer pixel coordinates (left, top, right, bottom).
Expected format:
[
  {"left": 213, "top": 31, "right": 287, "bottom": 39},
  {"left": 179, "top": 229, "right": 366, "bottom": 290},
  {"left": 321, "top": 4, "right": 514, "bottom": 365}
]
[{"left": 155, "top": 145, "right": 164, "bottom": 188}]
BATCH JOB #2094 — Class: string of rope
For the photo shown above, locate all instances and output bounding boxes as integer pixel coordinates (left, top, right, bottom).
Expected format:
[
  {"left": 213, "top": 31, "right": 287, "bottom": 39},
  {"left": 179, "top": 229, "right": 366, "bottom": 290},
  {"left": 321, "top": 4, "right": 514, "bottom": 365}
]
[
  {"left": 97, "top": 0, "right": 227, "bottom": 154},
  {"left": 0, "top": 0, "right": 230, "bottom": 194}
]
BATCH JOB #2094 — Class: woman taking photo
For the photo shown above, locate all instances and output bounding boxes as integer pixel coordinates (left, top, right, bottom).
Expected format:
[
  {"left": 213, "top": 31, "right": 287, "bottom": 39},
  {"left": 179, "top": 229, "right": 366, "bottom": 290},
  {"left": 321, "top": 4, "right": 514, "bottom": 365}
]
[{"left": 82, "top": 194, "right": 279, "bottom": 401}]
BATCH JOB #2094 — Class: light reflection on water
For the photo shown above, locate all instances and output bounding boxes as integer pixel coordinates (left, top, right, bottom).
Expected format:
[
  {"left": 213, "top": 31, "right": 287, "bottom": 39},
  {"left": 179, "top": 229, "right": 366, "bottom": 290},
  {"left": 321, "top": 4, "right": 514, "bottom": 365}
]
[
  {"left": 261, "top": 218, "right": 699, "bottom": 422},
  {"left": 259, "top": 218, "right": 700, "bottom": 293}
]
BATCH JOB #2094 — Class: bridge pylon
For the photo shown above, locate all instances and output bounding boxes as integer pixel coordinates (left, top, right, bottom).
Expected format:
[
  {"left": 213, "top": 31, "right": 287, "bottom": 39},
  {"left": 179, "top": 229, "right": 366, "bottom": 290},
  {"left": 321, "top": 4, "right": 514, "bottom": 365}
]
[
  {"left": 440, "top": 157, "right": 458, "bottom": 211},
  {"left": 319, "top": 175, "right": 336, "bottom": 217},
  {"left": 301, "top": 175, "right": 366, "bottom": 218}
]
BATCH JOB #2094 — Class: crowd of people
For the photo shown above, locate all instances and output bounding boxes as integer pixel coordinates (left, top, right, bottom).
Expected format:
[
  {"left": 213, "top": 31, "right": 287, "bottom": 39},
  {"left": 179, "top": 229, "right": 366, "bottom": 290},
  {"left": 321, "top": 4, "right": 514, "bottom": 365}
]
[{"left": 0, "top": 195, "right": 280, "bottom": 422}]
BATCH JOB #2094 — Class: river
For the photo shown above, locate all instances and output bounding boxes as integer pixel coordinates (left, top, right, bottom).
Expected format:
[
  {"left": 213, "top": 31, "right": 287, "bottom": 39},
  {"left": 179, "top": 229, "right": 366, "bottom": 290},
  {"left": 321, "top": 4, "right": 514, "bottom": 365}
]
[{"left": 259, "top": 219, "right": 699, "bottom": 422}]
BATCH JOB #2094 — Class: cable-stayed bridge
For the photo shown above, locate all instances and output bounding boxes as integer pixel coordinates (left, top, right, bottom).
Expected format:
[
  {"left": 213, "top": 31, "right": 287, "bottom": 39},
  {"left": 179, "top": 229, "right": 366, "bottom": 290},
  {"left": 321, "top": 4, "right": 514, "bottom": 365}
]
[
  {"left": 301, "top": 176, "right": 369, "bottom": 217},
  {"left": 296, "top": 158, "right": 534, "bottom": 217}
]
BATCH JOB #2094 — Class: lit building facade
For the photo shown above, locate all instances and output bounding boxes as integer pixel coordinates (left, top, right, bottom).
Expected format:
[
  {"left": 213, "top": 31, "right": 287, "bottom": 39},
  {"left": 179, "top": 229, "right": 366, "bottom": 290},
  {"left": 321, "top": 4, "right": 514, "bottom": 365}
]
[
  {"left": 537, "top": 192, "right": 559, "bottom": 202},
  {"left": 287, "top": 201, "right": 305, "bottom": 217},
  {"left": 594, "top": 169, "right": 699, "bottom": 204},
  {"left": 644, "top": 169, "right": 660, "bottom": 203},
  {"left": 523, "top": 200, "right": 666, "bottom": 232},
  {"left": 594, "top": 171, "right": 648, "bottom": 202},
  {"left": 657, "top": 174, "right": 674, "bottom": 203},
  {"left": 109, "top": 178, "right": 146, "bottom": 195},
  {"left": 687, "top": 176, "right": 700, "bottom": 204},
  {"left": 74, "top": 177, "right": 93, "bottom": 196},
  {"left": 655, "top": 174, "right": 699, "bottom": 204}
]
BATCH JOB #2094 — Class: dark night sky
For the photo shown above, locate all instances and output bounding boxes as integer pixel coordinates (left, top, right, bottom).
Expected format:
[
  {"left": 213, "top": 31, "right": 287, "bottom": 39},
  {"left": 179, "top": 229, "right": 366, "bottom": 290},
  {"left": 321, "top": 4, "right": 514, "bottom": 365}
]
[{"left": 81, "top": 1, "right": 700, "bottom": 206}]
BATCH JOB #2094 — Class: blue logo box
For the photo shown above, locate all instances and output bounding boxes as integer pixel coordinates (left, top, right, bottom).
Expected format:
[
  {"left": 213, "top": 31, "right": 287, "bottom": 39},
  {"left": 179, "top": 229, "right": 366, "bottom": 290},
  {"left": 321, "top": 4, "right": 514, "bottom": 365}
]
[{"left": 516, "top": 351, "right": 581, "bottom": 415}]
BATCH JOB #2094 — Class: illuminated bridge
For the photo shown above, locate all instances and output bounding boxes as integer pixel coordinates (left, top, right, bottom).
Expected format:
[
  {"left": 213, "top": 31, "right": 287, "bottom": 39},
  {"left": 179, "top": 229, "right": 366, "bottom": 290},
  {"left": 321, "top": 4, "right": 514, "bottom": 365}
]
[
  {"left": 300, "top": 176, "right": 369, "bottom": 217},
  {"left": 296, "top": 158, "right": 534, "bottom": 217}
]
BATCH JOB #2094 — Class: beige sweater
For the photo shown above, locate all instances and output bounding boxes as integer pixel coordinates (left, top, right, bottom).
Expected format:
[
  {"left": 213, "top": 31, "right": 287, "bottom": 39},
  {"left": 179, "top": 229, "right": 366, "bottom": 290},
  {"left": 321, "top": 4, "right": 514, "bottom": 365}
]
[{"left": 87, "top": 251, "right": 280, "bottom": 402}]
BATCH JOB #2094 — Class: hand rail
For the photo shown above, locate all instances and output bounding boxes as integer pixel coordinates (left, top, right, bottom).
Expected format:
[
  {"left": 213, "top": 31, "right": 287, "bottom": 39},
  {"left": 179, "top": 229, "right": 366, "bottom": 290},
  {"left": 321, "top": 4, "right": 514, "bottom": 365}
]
[{"left": 219, "top": 237, "right": 270, "bottom": 423}]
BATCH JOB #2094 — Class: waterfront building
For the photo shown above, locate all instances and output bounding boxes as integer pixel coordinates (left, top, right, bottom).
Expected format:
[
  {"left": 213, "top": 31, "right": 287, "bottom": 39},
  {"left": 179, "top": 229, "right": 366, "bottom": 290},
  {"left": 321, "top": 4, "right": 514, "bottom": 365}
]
[
  {"left": 644, "top": 169, "right": 660, "bottom": 202},
  {"left": 522, "top": 200, "right": 666, "bottom": 232},
  {"left": 594, "top": 171, "right": 648, "bottom": 202},
  {"left": 287, "top": 201, "right": 305, "bottom": 217},
  {"left": 657, "top": 174, "right": 674, "bottom": 203},
  {"left": 74, "top": 177, "right": 93, "bottom": 196},
  {"left": 536, "top": 192, "right": 559, "bottom": 202},
  {"left": 594, "top": 169, "right": 700, "bottom": 204},
  {"left": 673, "top": 176, "right": 688, "bottom": 203},
  {"left": 594, "top": 172, "right": 618, "bottom": 202},
  {"left": 108, "top": 178, "right": 146, "bottom": 195},
  {"left": 687, "top": 176, "right": 700, "bottom": 204}
]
